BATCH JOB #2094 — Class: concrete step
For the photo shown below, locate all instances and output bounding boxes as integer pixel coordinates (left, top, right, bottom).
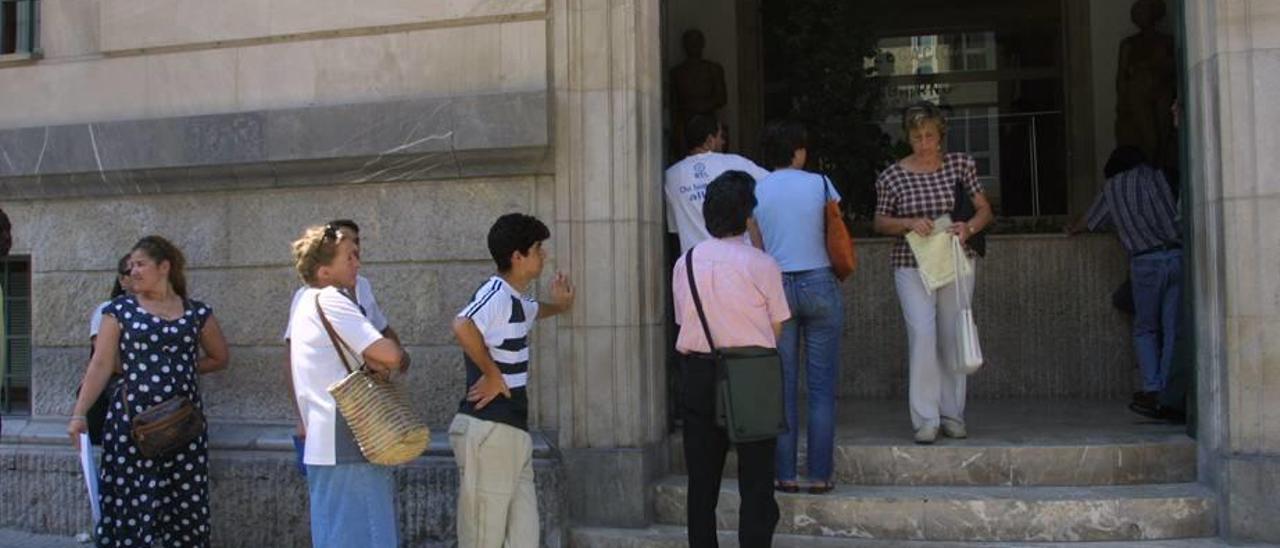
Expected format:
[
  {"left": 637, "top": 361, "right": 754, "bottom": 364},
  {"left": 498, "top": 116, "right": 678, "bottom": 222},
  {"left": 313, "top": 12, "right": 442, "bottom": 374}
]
[
  {"left": 670, "top": 434, "right": 1195, "bottom": 487},
  {"left": 570, "top": 526, "right": 1235, "bottom": 548},
  {"left": 670, "top": 399, "right": 1196, "bottom": 486},
  {"left": 653, "top": 477, "right": 1215, "bottom": 542}
]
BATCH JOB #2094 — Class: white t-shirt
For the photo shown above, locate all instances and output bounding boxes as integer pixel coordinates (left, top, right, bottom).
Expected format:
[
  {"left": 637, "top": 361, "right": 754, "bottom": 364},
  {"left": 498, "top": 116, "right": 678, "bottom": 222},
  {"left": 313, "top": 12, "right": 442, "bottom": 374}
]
[
  {"left": 288, "top": 286, "right": 386, "bottom": 465},
  {"left": 89, "top": 300, "right": 111, "bottom": 338},
  {"left": 664, "top": 152, "right": 771, "bottom": 254},
  {"left": 283, "top": 275, "right": 386, "bottom": 341}
]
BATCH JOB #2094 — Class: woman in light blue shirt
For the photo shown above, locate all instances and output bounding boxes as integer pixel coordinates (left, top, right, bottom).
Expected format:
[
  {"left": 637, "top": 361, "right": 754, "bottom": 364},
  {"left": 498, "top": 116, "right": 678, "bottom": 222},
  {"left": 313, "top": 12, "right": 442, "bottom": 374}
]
[{"left": 751, "top": 119, "right": 845, "bottom": 495}]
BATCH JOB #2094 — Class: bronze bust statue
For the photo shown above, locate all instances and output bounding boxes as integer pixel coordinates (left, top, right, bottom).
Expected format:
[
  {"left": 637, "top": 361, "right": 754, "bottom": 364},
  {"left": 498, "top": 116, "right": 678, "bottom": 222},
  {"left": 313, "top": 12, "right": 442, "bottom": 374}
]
[
  {"left": 670, "top": 29, "right": 727, "bottom": 155},
  {"left": 1115, "top": 0, "right": 1176, "bottom": 167}
]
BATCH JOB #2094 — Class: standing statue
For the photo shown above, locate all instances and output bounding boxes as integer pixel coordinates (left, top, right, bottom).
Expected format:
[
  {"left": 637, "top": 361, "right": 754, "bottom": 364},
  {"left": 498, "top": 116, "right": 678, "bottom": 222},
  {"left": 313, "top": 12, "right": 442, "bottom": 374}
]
[
  {"left": 1115, "top": 0, "right": 1176, "bottom": 168},
  {"left": 671, "top": 29, "right": 728, "bottom": 156}
]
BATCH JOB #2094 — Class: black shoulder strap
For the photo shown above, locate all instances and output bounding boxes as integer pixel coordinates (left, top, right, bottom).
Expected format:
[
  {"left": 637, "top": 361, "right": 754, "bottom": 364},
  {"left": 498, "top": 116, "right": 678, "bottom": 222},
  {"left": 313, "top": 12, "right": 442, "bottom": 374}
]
[{"left": 685, "top": 247, "right": 717, "bottom": 353}]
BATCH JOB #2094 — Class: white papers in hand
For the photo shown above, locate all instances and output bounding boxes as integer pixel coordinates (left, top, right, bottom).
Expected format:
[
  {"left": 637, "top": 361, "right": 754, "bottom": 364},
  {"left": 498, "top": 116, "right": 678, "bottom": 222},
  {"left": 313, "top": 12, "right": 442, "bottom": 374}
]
[{"left": 78, "top": 433, "right": 101, "bottom": 524}]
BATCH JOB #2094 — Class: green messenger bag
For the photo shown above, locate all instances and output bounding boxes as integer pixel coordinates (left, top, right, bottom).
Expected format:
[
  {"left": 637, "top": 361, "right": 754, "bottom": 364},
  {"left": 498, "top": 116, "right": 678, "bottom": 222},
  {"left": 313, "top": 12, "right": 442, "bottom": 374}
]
[{"left": 686, "top": 248, "right": 787, "bottom": 444}]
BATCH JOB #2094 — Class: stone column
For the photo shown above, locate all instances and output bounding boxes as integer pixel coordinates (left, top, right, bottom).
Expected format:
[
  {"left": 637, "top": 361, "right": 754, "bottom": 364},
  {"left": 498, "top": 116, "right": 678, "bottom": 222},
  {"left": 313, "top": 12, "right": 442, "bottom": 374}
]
[
  {"left": 1184, "top": 1, "right": 1280, "bottom": 542},
  {"left": 543, "top": 0, "right": 668, "bottom": 527}
]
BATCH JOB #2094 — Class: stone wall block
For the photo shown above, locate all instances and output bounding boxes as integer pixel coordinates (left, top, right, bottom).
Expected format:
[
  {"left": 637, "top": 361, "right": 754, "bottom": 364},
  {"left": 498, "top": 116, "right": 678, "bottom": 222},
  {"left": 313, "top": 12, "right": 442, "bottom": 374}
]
[
  {"left": 185, "top": 267, "right": 300, "bottom": 347},
  {"left": 1226, "top": 317, "right": 1280, "bottom": 454},
  {"left": 98, "top": 0, "right": 545, "bottom": 53},
  {"left": 224, "top": 178, "right": 532, "bottom": 267},
  {"left": 1222, "top": 197, "right": 1280, "bottom": 319},
  {"left": 499, "top": 20, "right": 550, "bottom": 93},
  {"left": 841, "top": 236, "right": 1134, "bottom": 399},
  {"left": 16, "top": 194, "right": 229, "bottom": 273},
  {"left": 29, "top": 347, "right": 87, "bottom": 417},
  {"left": 198, "top": 346, "right": 294, "bottom": 422},
  {"left": 370, "top": 179, "right": 534, "bottom": 264},
  {"left": 39, "top": 0, "right": 100, "bottom": 59},
  {"left": 1224, "top": 456, "right": 1280, "bottom": 541},
  {"left": 579, "top": 222, "right": 617, "bottom": 327},
  {"left": 31, "top": 272, "right": 113, "bottom": 347},
  {"left": 146, "top": 49, "right": 240, "bottom": 120}
]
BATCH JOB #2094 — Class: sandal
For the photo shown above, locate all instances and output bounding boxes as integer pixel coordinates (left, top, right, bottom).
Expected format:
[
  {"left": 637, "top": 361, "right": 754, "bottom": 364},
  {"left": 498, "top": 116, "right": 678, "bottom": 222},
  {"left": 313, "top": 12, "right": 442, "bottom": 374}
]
[
  {"left": 807, "top": 481, "right": 835, "bottom": 495},
  {"left": 774, "top": 480, "right": 800, "bottom": 493}
]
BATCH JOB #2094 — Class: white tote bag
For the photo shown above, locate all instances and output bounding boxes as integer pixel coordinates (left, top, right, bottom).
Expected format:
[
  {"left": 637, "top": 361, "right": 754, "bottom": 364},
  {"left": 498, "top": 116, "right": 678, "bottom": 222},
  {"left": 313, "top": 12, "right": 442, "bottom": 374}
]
[{"left": 952, "top": 235, "right": 983, "bottom": 374}]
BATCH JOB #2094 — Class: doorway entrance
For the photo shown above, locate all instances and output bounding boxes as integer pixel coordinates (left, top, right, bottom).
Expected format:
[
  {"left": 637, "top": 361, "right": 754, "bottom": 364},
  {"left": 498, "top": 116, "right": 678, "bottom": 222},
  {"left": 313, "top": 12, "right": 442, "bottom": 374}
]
[{"left": 661, "top": 0, "right": 1192, "bottom": 442}]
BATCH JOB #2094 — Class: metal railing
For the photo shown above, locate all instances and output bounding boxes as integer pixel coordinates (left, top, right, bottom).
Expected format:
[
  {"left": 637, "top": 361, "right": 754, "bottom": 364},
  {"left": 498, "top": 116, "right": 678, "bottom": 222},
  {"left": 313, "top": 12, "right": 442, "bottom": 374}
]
[{"left": 943, "top": 109, "right": 1065, "bottom": 218}]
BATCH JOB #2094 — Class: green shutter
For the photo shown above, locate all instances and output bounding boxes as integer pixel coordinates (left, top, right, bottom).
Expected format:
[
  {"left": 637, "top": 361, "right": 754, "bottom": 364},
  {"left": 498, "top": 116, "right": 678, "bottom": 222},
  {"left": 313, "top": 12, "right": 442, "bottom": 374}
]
[{"left": 1, "top": 256, "right": 31, "bottom": 414}]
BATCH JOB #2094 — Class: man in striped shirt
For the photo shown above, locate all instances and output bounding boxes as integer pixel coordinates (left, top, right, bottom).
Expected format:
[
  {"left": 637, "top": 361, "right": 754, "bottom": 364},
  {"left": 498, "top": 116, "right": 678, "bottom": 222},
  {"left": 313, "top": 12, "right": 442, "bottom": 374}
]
[
  {"left": 449, "top": 213, "right": 574, "bottom": 547},
  {"left": 1069, "top": 146, "right": 1182, "bottom": 417}
]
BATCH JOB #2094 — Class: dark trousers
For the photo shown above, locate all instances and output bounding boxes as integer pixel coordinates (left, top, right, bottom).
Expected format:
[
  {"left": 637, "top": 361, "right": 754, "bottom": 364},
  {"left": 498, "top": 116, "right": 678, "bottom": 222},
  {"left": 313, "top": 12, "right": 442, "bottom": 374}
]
[{"left": 681, "top": 354, "right": 779, "bottom": 548}]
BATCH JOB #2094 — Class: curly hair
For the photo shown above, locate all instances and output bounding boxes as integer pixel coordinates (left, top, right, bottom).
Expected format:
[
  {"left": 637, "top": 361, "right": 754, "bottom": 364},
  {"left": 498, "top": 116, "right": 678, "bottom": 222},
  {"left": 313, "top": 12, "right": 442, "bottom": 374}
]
[
  {"left": 291, "top": 224, "right": 347, "bottom": 286},
  {"left": 131, "top": 235, "right": 188, "bottom": 298}
]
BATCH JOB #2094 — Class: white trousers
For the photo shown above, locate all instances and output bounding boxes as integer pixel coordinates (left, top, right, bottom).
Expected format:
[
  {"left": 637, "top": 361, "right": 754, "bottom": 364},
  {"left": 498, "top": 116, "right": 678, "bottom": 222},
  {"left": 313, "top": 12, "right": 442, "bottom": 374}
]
[{"left": 894, "top": 265, "right": 975, "bottom": 430}]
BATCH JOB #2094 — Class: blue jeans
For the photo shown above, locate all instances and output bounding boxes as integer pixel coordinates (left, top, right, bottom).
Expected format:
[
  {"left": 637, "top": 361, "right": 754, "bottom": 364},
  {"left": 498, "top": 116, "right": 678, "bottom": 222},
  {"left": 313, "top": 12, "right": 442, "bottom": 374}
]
[
  {"left": 1131, "top": 249, "right": 1182, "bottom": 392},
  {"left": 306, "top": 463, "right": 399, "bottom": 548},
  {"left": 775, "top": 268, "right": 844, "bottom": 483}
]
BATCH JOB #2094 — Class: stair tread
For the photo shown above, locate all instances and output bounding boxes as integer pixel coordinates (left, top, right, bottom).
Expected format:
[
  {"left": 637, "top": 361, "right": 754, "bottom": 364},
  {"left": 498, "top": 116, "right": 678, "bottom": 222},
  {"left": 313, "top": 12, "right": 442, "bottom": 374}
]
[
  {"left": 656, "top": 476, "right": 1213, "bottom": 500},
  {"left": 572, "top": 526, "right": 1235, "bottom": 547}
]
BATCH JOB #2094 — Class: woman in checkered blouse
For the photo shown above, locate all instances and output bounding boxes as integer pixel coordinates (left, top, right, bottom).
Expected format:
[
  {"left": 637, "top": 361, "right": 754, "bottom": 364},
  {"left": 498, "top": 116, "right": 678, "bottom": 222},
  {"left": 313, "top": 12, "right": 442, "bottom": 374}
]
[{"left": 873, "top": 103, "right": 994, "bottom": 444}]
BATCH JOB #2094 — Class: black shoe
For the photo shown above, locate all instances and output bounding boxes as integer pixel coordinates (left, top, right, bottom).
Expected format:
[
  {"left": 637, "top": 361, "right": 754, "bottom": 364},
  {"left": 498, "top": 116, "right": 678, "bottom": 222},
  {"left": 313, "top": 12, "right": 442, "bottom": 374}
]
[
  {"left": 1129, "top": 391, "right": 1161, "bottom": 419},
  {"left": 1128, "top": 401, "right": 1163, "bottom": 419}
]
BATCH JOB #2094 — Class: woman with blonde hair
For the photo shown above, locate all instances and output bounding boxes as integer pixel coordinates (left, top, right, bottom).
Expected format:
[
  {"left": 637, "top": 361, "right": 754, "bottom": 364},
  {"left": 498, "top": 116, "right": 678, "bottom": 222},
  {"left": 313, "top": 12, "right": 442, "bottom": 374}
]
[
  {"left": 874, "top": 102, "right": 994, "bottom": 444},
  {"left": 286, "top": 223, "right": 406, "bottom": 548},
  {"left": 68, "top": 235, "right": 230, "bottom": 547}
]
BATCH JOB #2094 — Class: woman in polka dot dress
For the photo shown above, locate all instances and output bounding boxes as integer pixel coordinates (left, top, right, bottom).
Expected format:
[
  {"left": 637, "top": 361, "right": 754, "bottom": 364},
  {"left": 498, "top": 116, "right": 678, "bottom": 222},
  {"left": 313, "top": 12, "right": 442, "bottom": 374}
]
[{"left": 69, "top": 235, "right": 229, "bottom": 548}]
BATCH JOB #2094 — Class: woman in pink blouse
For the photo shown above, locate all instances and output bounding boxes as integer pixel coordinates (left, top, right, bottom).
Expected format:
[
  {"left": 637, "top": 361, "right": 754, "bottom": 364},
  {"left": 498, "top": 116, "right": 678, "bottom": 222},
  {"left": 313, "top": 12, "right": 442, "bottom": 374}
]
[{"left": 672, "top": 171, "right": 791, "bottom": 548}]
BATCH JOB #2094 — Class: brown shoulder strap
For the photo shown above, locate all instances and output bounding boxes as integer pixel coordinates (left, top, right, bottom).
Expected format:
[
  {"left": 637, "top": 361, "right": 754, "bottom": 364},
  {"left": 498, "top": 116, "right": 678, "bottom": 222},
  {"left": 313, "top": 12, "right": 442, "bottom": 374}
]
[{"left": 314, "top": 293, "right": 361, "bottom": 374}]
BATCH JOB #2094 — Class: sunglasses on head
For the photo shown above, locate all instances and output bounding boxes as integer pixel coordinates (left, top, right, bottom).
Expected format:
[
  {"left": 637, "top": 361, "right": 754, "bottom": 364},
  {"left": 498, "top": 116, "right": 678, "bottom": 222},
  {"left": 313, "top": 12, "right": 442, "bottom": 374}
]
[{"left": 322, "top": 223, "right": 343, "bottom": 243}]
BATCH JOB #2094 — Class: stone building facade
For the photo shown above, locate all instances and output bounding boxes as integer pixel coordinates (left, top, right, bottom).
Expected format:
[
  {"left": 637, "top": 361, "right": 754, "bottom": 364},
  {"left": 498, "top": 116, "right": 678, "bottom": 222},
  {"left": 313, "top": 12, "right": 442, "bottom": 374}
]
[{"left": 0, "top": 0, "right": 1278, "bottom": 545}]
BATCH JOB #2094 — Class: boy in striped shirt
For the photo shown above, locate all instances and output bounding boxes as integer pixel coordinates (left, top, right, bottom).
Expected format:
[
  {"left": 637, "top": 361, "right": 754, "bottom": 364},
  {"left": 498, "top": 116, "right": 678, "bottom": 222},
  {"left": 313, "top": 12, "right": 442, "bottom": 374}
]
[{"left": 449, "top": 213, "right": 574, "bottom": 547}]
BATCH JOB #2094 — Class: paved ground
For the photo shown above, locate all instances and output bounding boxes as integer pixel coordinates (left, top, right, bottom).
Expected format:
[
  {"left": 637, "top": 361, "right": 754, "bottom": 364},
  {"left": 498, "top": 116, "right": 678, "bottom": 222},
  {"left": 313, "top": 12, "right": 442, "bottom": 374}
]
[{"left": 0, "top": 528, "right": 84, "bottom": 548}]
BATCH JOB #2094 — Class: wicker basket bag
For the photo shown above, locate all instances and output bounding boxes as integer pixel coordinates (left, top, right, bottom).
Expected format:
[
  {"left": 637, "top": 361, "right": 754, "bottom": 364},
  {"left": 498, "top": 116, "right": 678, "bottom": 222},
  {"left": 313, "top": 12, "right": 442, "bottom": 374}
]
[{"left": 316, "top": 294, "right": 429, "bottom": 466}]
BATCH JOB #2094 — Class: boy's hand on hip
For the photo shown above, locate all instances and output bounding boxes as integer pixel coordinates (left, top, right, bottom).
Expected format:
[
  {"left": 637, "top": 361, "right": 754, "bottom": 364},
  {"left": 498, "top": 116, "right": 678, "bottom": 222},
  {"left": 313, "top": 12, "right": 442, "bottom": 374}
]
[{"left": 467, "top": 374, "right": 511, "bottom": 410}]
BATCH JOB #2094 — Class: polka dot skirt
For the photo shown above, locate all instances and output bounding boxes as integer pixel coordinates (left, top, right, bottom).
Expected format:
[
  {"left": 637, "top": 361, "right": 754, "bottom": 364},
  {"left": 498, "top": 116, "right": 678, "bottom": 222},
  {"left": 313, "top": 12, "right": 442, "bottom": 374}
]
[{"left": 95, "top": 296, "right": 212, "bottom": 548}]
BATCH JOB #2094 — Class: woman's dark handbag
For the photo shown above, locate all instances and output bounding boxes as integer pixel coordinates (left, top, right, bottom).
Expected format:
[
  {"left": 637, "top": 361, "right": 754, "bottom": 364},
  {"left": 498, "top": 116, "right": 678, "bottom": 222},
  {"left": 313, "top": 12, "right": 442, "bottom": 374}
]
[
  {"left": 951, "top": 179, "right": 987, "bottom": 257},
  {"left": 685, "top": 248, "right": 787, "bottom": 444},
  {"left": 123, "top": 381, "right": 205, "bottom": 458}
]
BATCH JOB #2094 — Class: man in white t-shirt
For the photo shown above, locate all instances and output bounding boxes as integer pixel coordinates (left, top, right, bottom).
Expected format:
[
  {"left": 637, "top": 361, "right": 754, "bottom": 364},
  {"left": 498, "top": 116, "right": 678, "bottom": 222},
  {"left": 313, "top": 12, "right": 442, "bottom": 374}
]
[
  {"left": 283, "top": 220, "right": 407, "bottom": 439},
  {"left": 664, "top": 114, "right": 771, "bottom": 253}
]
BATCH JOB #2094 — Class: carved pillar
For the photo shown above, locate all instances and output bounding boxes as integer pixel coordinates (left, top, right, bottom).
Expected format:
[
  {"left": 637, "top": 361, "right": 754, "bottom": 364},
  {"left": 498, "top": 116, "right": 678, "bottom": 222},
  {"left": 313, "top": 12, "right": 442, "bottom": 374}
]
[
  {"left": 1184, "top": 0, "right": 1280, "bottom": 542},
  {"left": 544, "top": 0, "right": 667, "bottom": 527}
]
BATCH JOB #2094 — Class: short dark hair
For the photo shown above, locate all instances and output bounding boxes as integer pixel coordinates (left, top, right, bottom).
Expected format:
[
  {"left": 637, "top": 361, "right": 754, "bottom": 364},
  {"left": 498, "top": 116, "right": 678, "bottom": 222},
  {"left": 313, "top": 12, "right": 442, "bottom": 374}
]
[
  {"left": 1104, "top": 146, "right": 1148, "bottom": 179},
  {"left": 110, "top": 253, "right": 130, "bottom": 299},
  {"left": 703, "top": 171, "right": 757, "bottom": 238},
  {"left": 327, "top": 219, "right": 360, "bottom": 234},
  {"left": 760, "top": 118, "right": 808, "bottom": 169},
  {"left": 0, "top": 207, "right": 11, "bottom": 257},
  {"left": 684, "top": 114, "right": 721, "bottom": 153},
  {"left": 488, "top": 213, "right": 551, "bottom": 272}
]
